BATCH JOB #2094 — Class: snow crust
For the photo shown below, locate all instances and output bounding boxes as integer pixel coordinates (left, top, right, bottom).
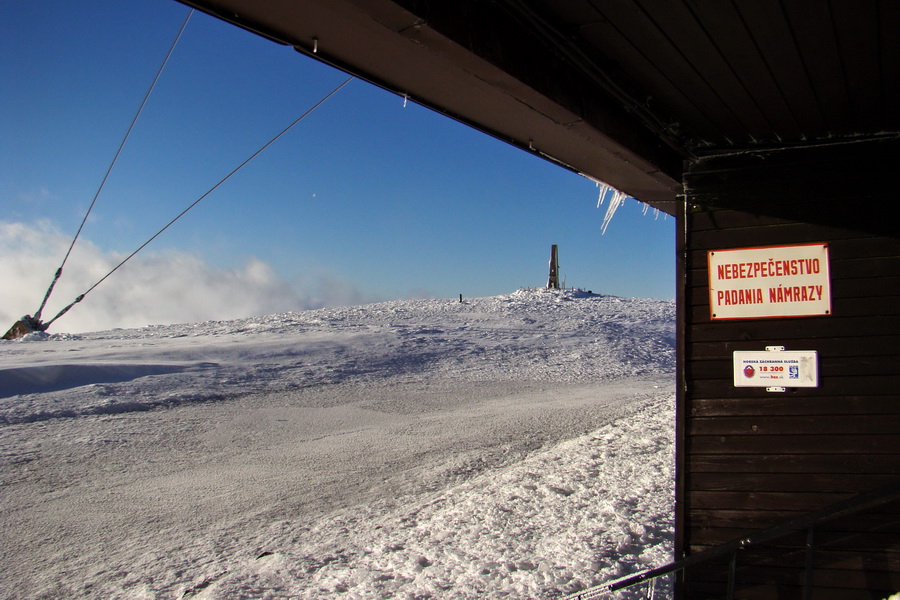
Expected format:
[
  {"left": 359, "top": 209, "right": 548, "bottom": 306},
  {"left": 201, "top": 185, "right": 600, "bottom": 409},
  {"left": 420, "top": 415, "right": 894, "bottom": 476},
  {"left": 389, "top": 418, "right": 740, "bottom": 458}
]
[{"left": 1, "top": 288, "right": 675, "bottom": 599}]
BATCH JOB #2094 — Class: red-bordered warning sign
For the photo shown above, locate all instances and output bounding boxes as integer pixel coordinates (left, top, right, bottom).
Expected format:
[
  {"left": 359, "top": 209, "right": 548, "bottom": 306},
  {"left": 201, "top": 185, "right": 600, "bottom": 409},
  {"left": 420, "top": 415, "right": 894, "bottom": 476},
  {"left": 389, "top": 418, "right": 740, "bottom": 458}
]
[{"left": 708, "top": 243, "right": 831, "bottom": 320}]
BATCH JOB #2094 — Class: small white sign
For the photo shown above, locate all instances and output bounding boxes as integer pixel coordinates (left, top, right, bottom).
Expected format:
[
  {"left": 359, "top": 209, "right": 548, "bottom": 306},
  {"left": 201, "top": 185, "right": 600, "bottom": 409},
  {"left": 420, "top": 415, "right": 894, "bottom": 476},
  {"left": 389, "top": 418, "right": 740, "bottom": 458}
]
[
  {"left": 733, "top": 350, "right": 818, "bottom": 388},
  {"left": 708, "top": 243, "right": 831, "bottom": 320}
]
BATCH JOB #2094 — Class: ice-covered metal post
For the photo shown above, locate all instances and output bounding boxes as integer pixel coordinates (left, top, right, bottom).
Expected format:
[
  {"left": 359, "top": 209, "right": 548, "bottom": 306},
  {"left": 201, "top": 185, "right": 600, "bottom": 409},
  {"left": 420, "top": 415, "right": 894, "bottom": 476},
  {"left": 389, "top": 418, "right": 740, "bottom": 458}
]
[{"left": 548, "top": 244, "right": 560, "bottom": 289}]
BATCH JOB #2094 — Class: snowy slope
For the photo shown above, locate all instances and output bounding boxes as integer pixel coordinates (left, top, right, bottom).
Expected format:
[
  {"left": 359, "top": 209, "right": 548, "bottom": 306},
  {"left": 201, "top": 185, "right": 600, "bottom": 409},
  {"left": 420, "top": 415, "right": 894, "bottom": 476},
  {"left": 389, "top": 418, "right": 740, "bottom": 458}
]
[{"left": 0, "top": 289, "right": 675, "bottom": 599}]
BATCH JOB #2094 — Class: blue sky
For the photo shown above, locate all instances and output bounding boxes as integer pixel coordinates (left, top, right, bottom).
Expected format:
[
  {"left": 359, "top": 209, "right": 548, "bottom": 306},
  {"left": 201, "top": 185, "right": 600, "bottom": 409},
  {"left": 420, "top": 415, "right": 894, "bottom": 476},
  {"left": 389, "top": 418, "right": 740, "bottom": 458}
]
[{"left": 2, "top": 0, "right": 674, "bottom": 331}]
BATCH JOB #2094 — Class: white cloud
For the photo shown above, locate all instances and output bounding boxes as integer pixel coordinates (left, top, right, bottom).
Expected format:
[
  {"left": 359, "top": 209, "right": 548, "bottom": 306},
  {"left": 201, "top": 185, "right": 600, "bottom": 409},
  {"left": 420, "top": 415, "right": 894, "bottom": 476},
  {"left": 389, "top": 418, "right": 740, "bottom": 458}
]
[
  {"left": 17, "top": 187, "right": 57, "bottom": 205},
  {"left": 0, "top": 221, "right": 369, "bottom": 334}
]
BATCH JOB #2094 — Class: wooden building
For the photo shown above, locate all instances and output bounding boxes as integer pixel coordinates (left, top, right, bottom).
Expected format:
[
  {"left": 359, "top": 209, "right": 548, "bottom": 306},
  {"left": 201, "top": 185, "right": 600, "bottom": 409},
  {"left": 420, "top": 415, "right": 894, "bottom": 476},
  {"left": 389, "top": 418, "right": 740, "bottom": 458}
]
[
  {"left": 181, "top": 1, "right": 900, "bottom": 597},
  {"left": 680, "top": 137, "right": 900, "bottom": 598}
]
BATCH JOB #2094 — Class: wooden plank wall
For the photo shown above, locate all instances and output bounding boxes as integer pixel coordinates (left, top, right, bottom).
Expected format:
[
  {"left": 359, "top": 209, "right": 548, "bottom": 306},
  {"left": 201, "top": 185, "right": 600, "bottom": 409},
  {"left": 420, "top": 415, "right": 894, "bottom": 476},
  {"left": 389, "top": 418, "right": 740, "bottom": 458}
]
[{"left": 678, "top": 138, "right": 900, "bottom": 599}]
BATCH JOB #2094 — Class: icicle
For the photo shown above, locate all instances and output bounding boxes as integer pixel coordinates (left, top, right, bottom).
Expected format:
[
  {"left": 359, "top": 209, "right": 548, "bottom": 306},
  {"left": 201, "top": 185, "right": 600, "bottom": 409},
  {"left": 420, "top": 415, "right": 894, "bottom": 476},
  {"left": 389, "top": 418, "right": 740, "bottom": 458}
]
[
  {"left": 596, "top": 182, "right": 611, "bottom": 208},
  {"left": 600, "top": 189, "right": 626, "bottom": 235},
  {"left": 580, "top": 172, "right": 659, "bottom": 234}
]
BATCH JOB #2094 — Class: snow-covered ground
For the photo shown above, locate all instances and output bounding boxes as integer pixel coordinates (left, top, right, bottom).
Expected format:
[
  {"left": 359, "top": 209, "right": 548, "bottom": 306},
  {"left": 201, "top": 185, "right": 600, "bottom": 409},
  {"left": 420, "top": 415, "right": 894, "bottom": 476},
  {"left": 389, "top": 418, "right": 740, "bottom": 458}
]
[{"left": 0, "top": 288, "right": 676, "bottom": 599}]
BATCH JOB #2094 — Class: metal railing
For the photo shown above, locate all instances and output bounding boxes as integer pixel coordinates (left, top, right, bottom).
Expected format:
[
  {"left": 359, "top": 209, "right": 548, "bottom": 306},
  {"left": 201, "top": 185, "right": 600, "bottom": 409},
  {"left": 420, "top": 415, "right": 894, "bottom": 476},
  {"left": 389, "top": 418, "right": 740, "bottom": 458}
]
[{"left": 564, "top": 480, "right": 900, "bottom": 600}]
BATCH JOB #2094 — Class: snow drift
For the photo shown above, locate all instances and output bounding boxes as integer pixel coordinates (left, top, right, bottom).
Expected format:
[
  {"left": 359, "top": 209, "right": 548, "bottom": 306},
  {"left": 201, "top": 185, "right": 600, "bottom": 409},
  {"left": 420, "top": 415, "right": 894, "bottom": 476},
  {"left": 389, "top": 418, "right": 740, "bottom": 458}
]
[{"left": 0, "top": 288, "right": 676, "bottom": 599}]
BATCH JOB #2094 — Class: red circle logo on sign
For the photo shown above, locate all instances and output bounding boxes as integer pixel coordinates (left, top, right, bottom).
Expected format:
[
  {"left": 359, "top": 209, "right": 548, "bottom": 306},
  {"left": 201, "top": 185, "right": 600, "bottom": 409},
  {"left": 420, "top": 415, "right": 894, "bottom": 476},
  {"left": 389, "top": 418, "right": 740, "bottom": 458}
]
[{"left": 743, "top": 365, "right": 755, "bottom": 378}]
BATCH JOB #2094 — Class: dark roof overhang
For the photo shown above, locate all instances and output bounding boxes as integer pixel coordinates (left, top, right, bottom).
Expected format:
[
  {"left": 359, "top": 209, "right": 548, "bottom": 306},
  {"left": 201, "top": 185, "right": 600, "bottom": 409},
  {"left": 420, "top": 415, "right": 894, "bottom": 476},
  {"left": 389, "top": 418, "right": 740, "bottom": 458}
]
[{"left": 178, "top": 0, "right": 900, "bottom": 216}]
